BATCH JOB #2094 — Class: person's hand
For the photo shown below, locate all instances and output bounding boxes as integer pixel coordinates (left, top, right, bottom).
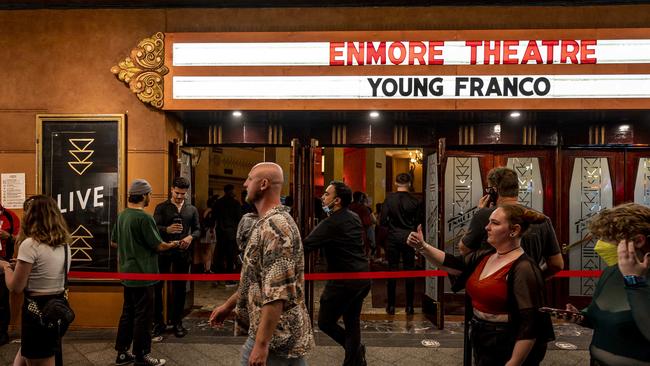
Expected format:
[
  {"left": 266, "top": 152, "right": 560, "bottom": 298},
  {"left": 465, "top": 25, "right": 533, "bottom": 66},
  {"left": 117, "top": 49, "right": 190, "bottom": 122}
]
[
  {"left": 406, "top": 224, "right": 425, "bottom": 249},
  {"left": 458, "top": 242, "right": 471, "bottom": 256},
  {"left": 209, "top": 304, "right": 233, "bottom": 327},
  {"left": 166, "top": 223, "right": 183, "bottom": 234},
  {"left": 0, "top": 230, "right": 9, "bottom": 240},
  {"left": 248, "top": 342, "right": 269, "bottom": 366},
  {"left": 179, "top": 235, "right": 192, "bottom": 250},
  {"left": 563, "top": 304, "right": 585, "bottom": 324},
  {"left": 478, "top": 194, "right": 492, "bottom": 209},
  {"left": 0, "top": 260, "right": 11, "bottom": 272},
  {"left": 618, "top": 239, "right": 650, "bottom": 277}
]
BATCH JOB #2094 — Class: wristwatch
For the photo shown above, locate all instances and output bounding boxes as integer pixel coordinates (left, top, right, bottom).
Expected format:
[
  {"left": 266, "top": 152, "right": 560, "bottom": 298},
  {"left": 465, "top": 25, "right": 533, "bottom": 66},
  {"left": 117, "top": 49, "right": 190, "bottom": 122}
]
[{"left": 623, "top": 275, "right": 648, "bottom": 287}]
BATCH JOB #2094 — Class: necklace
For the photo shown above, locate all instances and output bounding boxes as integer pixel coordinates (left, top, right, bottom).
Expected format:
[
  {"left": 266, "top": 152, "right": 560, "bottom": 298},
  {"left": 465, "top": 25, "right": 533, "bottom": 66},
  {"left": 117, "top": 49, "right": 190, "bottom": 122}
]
[{"left": 497, "top": 246, "right": 521, "bottom": 256}]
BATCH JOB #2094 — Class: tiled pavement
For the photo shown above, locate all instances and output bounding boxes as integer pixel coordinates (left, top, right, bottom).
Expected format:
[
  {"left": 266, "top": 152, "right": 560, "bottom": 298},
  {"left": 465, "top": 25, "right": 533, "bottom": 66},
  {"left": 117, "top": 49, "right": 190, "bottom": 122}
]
[
  {"left": 0, "top": 318, "right": 591, "bottom": 365},
  {"left": 0, "top": 279, "right": 593, "bottom": 365}
]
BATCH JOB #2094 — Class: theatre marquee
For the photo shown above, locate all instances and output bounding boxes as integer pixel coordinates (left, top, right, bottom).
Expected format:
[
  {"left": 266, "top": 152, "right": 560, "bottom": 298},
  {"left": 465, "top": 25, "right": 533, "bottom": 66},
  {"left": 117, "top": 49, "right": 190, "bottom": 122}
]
[{"left": 111, "top": 30, "right": 650, "bottom": 110}]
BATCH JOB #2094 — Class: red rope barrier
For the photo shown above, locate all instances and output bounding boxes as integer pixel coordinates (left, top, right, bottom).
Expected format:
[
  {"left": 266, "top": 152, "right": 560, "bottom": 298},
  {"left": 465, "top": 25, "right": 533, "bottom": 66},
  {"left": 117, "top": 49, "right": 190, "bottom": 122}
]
[
  {"left": 68, "top": 269, "right": 601, "bottom": 281},
  {"left": 551, "top": 270, "right": 603, "bottom": 278}
]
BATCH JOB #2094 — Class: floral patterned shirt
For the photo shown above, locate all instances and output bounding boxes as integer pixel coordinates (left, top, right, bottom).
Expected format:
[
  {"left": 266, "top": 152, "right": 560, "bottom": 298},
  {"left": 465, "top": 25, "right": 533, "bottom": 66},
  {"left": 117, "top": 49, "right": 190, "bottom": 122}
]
[
  {"left": 239, "top": 205, "right": 314, "bottom": 358},
  {"left": 234, "top": 212, "right": 258, "bottom": 336}
]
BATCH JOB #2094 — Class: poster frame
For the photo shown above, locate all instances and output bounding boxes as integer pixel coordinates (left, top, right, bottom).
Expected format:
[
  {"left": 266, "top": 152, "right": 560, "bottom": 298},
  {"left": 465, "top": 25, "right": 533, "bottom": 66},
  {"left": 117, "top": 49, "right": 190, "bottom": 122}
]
[{"left": 36, "top": 114, "right": 126, "bottom": 282}]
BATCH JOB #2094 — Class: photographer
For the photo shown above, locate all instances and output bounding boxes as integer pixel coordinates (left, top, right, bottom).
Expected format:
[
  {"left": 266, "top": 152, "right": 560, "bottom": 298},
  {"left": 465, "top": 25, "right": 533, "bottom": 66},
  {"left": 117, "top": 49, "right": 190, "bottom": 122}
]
[{"left": 458, "top": 167, "right": 563, "bottom": 279}]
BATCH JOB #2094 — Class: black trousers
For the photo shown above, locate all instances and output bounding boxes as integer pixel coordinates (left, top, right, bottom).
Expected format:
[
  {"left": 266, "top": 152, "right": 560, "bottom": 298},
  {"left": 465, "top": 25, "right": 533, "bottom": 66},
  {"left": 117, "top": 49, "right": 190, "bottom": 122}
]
[
  {"left": 155, "top": 252, "right": 191, "bottom": 325},
  {"left": 386, "top": 242, "right": 415, "bottom": 308},
  {"left": 115, "top": 285, "right": 155, "bottom": 358},
  {"left": 318, "top": 280, "right": 371, "bottom": 366},
  {"left": 21, "top": 293, "right": 63, "bottom": 365},
  {"left": 0, "top": 274, "right": 10, "bottom": 335},
  {"left": 214, "top": 237, "right": 238, "bottom": 273},
  {"left": 469, "top": 317, "right": 547, "bottom": 366}
]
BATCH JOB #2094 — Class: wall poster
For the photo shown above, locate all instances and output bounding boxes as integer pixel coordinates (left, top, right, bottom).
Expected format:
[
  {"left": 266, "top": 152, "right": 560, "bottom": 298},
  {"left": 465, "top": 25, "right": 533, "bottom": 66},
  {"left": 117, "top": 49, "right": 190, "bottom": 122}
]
[
  {"left": 37, "top": 115, "right": 125, "bottom": 274},
  {"left": 1, "top": 173, "right": 26, "bottom": 209}
]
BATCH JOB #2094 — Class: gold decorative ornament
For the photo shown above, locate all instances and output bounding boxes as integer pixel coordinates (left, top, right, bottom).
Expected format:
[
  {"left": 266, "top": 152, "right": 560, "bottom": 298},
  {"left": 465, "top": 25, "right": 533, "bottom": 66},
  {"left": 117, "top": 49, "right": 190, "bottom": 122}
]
[{"left": 111, "top": 32, "right": 169, "bottom": 109}]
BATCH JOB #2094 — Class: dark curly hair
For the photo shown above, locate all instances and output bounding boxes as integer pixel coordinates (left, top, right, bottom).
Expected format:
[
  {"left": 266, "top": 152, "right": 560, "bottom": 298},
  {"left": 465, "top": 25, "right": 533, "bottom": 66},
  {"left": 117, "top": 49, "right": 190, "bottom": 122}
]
[
  {"left": 173, "top": 176, "right": 190, "bottom": 189},
  {"left": 588, "top": 202, "right": 650, "bottom": 242}
]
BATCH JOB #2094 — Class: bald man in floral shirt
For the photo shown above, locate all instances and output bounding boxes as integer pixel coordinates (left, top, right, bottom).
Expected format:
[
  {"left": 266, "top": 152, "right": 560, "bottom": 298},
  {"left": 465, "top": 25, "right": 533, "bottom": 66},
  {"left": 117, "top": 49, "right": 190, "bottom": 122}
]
[{"left": 210, "top": 163, "right": 314, "bottom": 366}]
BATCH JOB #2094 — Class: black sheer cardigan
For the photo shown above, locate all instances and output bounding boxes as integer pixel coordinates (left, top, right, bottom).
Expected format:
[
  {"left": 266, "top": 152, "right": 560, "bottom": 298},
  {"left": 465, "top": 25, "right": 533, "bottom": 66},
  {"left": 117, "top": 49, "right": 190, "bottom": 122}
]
[{"left": 443, "top": 249, "right": 555, "bottom": 342}]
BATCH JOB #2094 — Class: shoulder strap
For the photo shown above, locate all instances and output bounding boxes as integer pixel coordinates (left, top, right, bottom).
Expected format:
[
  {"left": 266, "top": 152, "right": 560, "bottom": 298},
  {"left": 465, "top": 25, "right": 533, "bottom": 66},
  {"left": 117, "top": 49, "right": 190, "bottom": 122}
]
[{"left": 63, "top": 245, "right": 69, "bottom": 290}]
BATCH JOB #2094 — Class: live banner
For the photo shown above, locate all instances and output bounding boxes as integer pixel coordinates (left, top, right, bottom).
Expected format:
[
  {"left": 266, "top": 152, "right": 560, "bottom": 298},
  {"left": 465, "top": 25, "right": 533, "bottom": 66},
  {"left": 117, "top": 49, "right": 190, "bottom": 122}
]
[{"left": 40, "top": 116, "right": 123, "bottom": 273}]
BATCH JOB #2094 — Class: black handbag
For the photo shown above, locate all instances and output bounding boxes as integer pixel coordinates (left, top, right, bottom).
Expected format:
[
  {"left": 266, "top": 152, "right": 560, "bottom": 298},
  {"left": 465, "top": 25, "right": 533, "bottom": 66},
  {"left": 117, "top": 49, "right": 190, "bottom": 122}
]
[{"left": 27, "top": 245, "right": 75, "bottom": 335}]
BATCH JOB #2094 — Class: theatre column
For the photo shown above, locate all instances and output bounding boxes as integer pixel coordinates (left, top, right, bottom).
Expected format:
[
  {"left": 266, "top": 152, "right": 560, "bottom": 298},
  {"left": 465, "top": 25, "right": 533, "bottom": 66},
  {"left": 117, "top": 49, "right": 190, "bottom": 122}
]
[
  {"left": 324, "top": 148, "right": 344, "bottom": 185},
  {"left": 366, "top": 148, "right": 386, "bottom": 207}
]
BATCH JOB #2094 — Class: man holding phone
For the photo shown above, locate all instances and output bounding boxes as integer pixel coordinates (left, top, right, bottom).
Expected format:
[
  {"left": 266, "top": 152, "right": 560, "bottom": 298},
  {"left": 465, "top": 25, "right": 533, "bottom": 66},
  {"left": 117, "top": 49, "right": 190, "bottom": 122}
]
[
  {"left": 153, "top": 177, "right": 201, "bottom": 338},
  {"left": 458, "top": 167, "right": 563, "bottom": 278}
]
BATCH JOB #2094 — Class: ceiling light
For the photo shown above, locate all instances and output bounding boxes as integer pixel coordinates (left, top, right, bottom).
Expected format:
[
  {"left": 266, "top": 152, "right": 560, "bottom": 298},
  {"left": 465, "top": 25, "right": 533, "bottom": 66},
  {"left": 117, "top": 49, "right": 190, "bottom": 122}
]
[
  {"left": 232, "top": 111, "right": 242, "bottom": 118},
  {"left": 369, "top": 111, "right": 380, "bottom": 118},
  {"left": 509, "top": 111, "right": 521, "bottom": 118}
]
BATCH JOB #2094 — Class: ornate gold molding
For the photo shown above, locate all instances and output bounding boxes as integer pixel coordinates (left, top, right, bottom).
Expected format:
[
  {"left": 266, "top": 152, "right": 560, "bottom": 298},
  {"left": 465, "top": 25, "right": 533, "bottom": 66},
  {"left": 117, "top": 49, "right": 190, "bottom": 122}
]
[{"left": 111, "top": 32, "right": 169, "bottom": 109}]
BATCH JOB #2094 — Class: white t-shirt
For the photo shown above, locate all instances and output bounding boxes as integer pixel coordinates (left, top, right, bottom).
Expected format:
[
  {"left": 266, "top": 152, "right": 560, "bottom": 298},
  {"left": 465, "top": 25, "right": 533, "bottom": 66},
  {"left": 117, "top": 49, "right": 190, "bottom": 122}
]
[{"left": 17, "top": 238, "right": 70, "bottom": 293}]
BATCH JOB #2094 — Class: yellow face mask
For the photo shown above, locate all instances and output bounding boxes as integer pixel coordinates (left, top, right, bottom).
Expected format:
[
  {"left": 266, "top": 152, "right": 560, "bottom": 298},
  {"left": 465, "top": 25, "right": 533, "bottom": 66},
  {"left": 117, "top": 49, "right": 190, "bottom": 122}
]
[{"left": 594, "top": 240, "right": 618, "bottom": 266}]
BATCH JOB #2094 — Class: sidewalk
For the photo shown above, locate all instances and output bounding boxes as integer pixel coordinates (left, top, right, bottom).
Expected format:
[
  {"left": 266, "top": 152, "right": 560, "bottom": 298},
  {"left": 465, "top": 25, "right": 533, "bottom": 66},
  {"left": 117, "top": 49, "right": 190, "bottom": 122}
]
[{"left": 0, "top": 318, "right": 592, "bottom": 365}]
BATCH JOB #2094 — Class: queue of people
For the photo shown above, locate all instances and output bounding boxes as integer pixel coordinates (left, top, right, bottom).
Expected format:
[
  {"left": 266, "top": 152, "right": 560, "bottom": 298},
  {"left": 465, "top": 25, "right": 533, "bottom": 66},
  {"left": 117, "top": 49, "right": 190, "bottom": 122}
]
[{"left": 0, "top": 164, "right": 648, "bottom": 366}]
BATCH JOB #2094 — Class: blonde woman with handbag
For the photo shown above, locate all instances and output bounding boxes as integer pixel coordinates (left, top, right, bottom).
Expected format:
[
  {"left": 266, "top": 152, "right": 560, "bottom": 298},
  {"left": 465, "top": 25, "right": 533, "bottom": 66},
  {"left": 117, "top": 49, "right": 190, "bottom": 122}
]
[{"left": 0, "top": 195, "right": 72, "bottom": 366}]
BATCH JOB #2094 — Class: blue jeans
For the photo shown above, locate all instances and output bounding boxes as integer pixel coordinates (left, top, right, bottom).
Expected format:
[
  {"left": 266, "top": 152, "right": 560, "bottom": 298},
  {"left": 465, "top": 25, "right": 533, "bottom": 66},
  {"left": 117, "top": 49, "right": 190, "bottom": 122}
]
[{"left": 241, "top": 337, "right": 307, "bottom": 366}]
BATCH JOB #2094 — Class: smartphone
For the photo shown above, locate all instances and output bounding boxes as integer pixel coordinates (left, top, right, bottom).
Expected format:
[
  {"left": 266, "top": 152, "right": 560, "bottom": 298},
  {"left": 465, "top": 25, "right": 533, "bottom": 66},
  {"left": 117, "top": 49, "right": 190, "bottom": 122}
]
[
  {"left": 486, "top": 187, "right": 498, "bottom": 206},
  {"left": 538, "top": 307, "right": 580, "bottom": 318},
  {"left": 172, "top": 217, "right": 183, "bottom": 233}
]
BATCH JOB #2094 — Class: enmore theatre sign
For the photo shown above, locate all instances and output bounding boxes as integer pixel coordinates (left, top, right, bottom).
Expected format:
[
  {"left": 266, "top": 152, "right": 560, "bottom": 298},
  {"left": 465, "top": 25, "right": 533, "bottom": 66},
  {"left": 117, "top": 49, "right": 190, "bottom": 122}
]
[{"left": 110, "top": 29, "right": 650, "bottom": 109}]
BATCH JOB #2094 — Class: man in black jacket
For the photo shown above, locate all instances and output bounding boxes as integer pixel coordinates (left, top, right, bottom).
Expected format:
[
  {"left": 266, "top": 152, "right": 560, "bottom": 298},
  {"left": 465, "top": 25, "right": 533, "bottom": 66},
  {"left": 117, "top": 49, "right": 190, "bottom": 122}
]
[
  {"left": 381, "top": 173, "right": 422, "bottom": 315},
  {"left": 303, "top": 181, "right": 371, "bottom": 366},
  {"left": 213, "top": 184, "right": 242, "bottom": 282},
  {"left": 153, "top": 177, "right": 201, "bottom": 338}
]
